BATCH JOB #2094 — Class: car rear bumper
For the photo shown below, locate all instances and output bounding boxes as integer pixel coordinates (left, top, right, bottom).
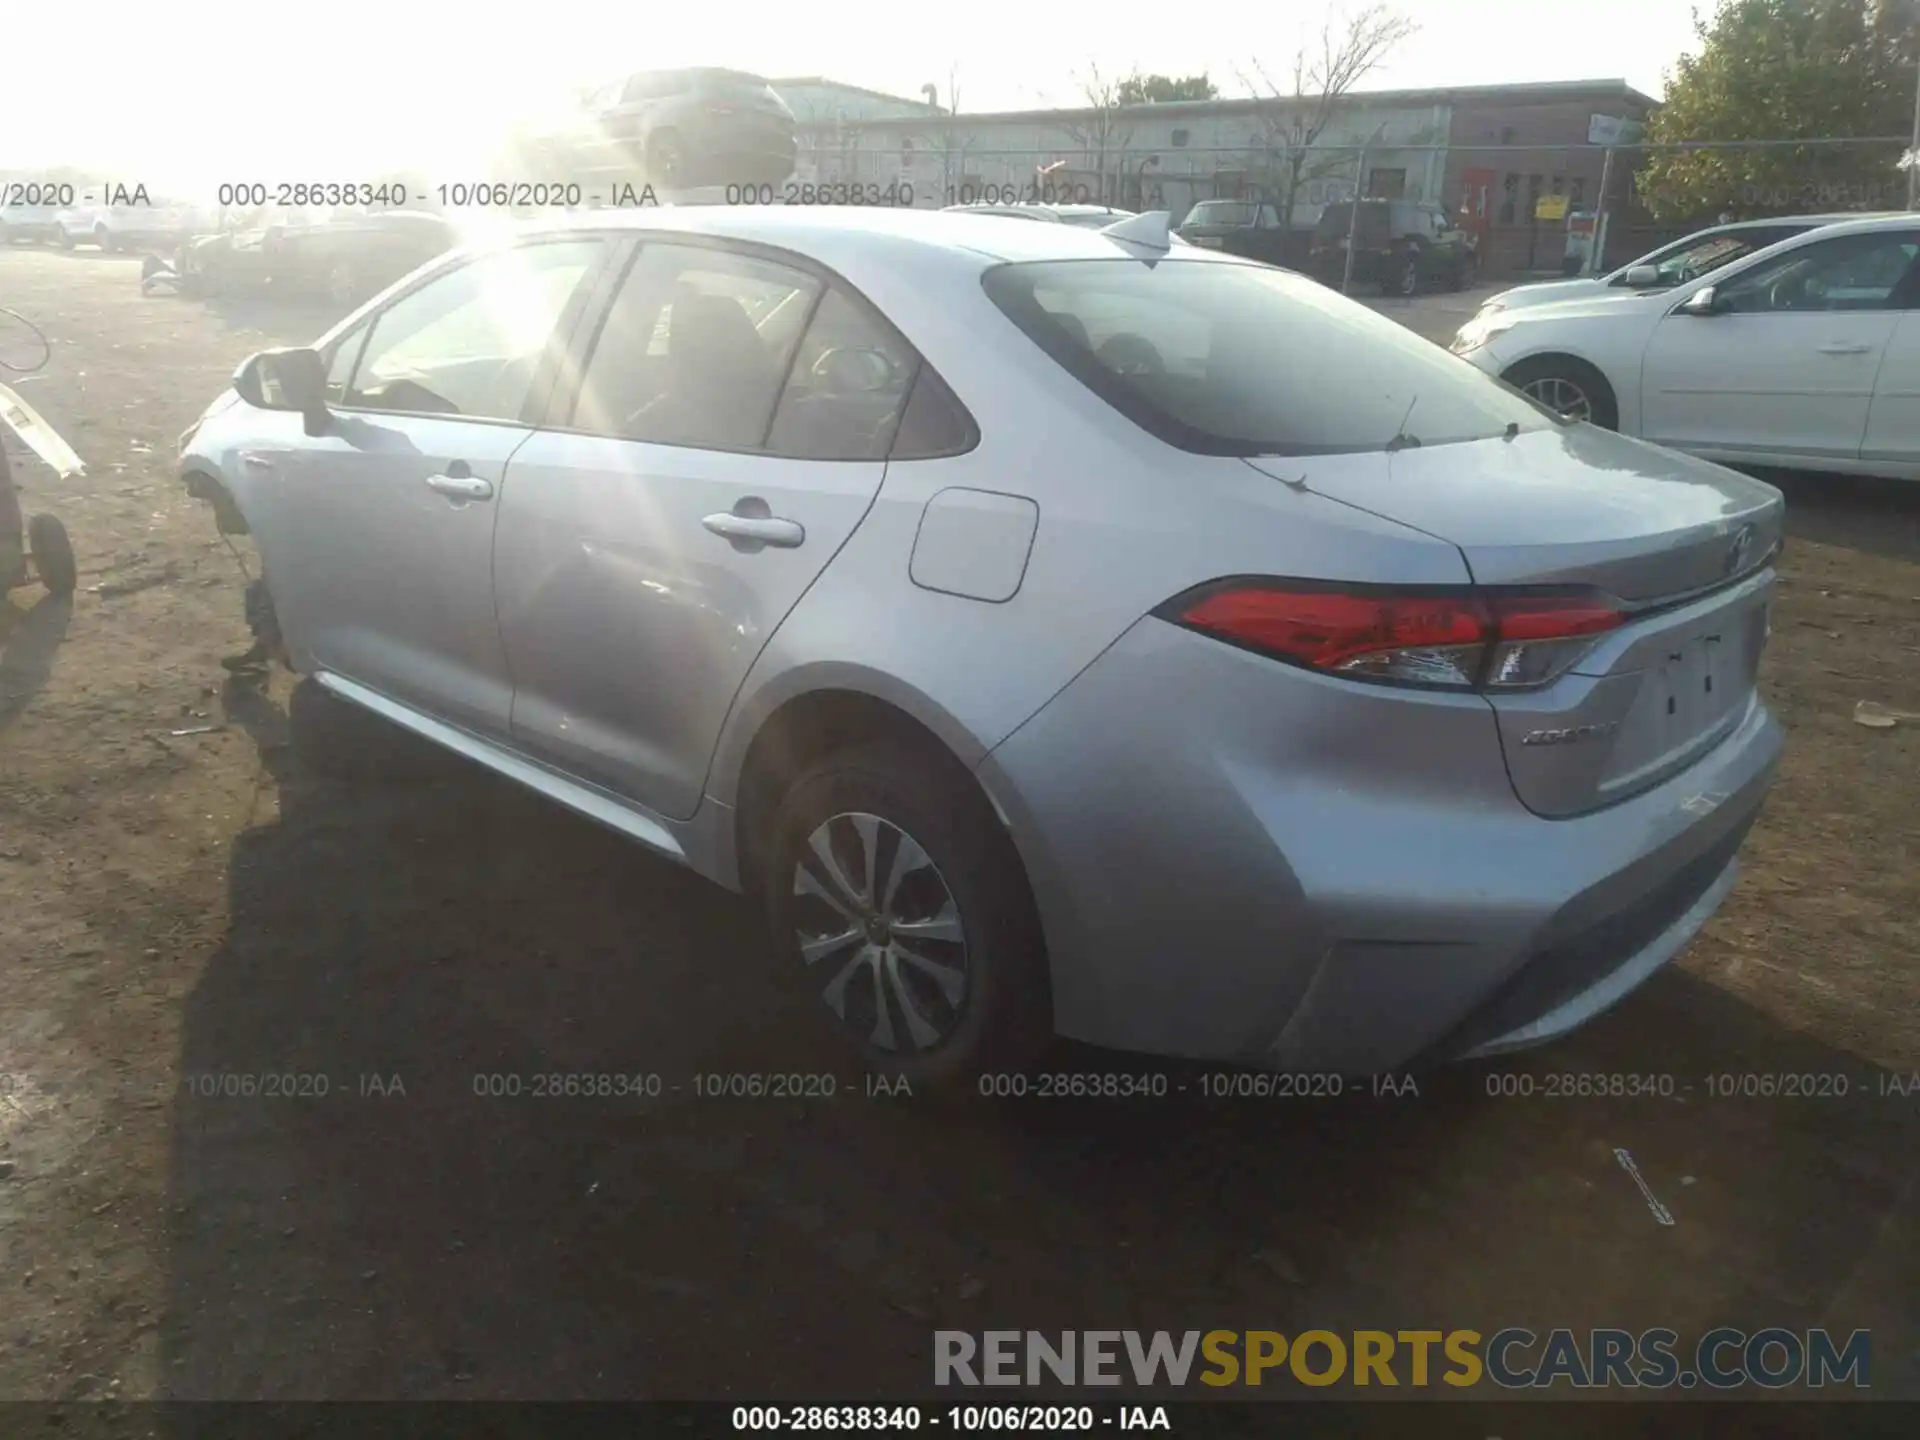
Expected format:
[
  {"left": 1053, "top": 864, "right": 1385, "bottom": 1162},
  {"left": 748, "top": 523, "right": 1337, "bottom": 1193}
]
[
  {"left": 977, "top": 616, "right": 1782, "bottom": 1072},
  {"left": 1309, "top": 247, "right": 1394, "bottom": 283}
]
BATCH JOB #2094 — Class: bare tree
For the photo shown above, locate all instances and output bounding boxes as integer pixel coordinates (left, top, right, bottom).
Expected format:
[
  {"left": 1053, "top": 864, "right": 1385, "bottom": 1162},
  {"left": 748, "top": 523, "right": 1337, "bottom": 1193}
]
[
  {"left": 1243, "top": 5, "right": 1416, "bottom": 232},
  {"left": 919, "top": 64, "right": 974, "bottom": 204},
  {"left": 1060, "top": 64, "right": 1141, "bottom": 205}
]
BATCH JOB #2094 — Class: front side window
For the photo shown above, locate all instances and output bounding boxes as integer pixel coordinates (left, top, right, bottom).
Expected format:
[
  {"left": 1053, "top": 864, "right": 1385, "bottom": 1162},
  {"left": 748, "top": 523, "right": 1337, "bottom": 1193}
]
[
  {"left": 982, "top": 257, "right": 1550, "bottom": 456},
  {"left": 1712, "top": 231, "right": 1920, "bottom": 314},
  {"left": 340, "top": 240, "right": 604, "bottom": 420},
  {"left": 323, "top": 325, "right": 368, "bottom": 404}
]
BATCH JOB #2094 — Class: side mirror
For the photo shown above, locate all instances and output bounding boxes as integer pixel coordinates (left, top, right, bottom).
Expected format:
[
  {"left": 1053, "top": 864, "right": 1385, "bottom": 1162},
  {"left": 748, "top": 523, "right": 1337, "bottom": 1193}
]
[
  {"left": 1678, "top": 285, "right": 1722, "bottom": 317},
  {"left": 1623, "top": 264, "right": 1660, "bottom": 288},
  {"left": 234, "top": 347, "right": 331, "bottom": 433}
]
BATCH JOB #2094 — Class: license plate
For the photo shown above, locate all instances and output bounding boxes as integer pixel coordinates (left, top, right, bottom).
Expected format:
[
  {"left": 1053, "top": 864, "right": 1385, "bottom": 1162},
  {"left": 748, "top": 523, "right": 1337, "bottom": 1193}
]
[{"left": 1659, "top": 631, "right": 1743, "bottom": 740}]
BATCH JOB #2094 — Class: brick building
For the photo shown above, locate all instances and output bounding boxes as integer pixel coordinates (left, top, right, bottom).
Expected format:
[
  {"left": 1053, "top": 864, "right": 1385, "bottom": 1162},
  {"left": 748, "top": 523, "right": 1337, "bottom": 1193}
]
[
  {"left": 791, "top": 76, "right": 1659, "bottom": 279},
  {"left": 1442, "top": 79, "right": 1658, "bottom": 276}
]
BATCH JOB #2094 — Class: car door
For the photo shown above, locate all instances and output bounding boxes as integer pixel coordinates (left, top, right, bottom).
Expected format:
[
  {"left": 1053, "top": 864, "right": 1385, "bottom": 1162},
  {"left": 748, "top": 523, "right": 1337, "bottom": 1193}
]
[
  {"left": 1252, "top": 204, "right": 1287, "bottom": 265},
  {"left": 1638, "top": 228, "right": 1920, "bottom": 460},
  {"left": 250, "top": 236, "right": 610, "bottom": 737},
  {"left": 1857, "top": 264, "right": 1920, "bottom": 471},
  {"left": 492, "top": 237, "right": 911, "bottom": 819}
]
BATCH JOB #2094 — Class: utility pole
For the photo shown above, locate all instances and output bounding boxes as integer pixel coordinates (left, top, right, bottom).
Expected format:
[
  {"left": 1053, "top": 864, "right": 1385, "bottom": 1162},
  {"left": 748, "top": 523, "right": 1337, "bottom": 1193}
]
[
  {"left": 1587, "top": 146, "right": 1616, "bottom": 275},
  {"left": 1909, "top": 51, "right": 1920, "bottom": 209},
  {"left": 1341, "top": 143, "right": 1367, "bottom": 294}
]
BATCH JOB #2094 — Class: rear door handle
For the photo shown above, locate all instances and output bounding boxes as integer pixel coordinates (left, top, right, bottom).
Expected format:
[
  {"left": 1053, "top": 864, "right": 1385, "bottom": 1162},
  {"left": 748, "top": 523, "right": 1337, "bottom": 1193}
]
[
  {"left": 425, "top": 471, "right": 493, "bottom": 501},
  {"left": 1817, "top": 342, "right": 1872, "bottom": 355},
  {"left": 241, "top": 452, "right": 274, "bottom": 471},
  {"left": 702, "top": 512, "right": 805, "bottom": 549}
]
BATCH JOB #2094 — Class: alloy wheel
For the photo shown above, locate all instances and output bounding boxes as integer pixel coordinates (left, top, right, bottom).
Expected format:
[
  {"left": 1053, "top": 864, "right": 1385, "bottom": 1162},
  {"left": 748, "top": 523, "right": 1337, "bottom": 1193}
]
[
  {"left": 791, "top": 811, "right": 970, "bottom": 1053},
  {"left": 1521, "top": 375, "right": 1592, "bottom": 423}
]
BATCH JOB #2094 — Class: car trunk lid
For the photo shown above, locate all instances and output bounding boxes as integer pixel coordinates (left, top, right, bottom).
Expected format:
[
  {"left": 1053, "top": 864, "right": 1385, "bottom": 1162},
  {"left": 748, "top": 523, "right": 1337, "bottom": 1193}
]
[{"left": 1245, "top": 425, "right": 1785, "bottom": 816}]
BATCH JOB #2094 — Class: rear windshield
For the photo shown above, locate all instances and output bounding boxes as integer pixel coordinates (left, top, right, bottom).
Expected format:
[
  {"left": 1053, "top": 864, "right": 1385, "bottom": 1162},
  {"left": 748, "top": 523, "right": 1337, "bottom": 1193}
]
[
  {"left": 980, "top": 258, "right": 1553, "bottom": 456},
  {"left": 1185, "top": 202, "right": 1255, "bottom": 226},
  {"left": 696, "top": 69, "right": 782, "bottom": 101},
  {"left": 1317, "top": 201, "right": 1391, "bottom": 241}
]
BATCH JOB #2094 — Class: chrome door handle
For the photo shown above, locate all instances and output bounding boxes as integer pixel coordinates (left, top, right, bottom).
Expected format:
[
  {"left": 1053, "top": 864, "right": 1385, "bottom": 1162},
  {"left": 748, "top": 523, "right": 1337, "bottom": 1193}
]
[
  {"left": 241, "top": 452, "right": 274, "bottom": 470},
  {"left": 702, "top": 513, "right": 805, "bottom": 548},
  {"left": 1816, "top": 342, "right": 1872, "bottom": 355},
  {"left": 425, "top": 472, "right": 494, "bottom": 500}
]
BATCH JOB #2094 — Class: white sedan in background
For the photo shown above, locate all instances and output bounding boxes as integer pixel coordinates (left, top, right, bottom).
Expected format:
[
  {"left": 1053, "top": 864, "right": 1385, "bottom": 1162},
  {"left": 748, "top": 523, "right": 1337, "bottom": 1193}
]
[
  {"left": 1452, "top": 213, "right": 1920, "bottom": 479},
  {"left": 1472, "top": 212, "right": 1891, "bottom": 317}
]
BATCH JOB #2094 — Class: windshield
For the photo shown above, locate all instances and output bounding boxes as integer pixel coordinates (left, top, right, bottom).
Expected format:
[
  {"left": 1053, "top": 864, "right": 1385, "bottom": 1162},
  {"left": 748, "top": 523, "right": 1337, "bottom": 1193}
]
[
  {"left": 1185, "top": 202, "right": 1255, "bottom": 227},
  {"left": 981, "top": 258, "right": 1552, "bottom": 456},
  {"left": 1614, "top": 231, "right": 1776, "bottom": 287}
]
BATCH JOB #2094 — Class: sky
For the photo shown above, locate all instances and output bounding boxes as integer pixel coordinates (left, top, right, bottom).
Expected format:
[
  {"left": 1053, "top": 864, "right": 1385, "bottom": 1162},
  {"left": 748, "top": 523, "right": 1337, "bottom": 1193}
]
[{"left": 2, "top": 0, "right": 1703, "bottom": 192}]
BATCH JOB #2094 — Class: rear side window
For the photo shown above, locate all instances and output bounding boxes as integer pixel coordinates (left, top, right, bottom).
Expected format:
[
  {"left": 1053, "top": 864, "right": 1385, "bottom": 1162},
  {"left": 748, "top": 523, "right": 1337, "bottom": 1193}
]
[
  {"left": 621, "top": 72, "right": 677, "bottom": 103},
  {"left": 765, "top": 288, "right": 917, "bottom": 460},
  {"left": 890, "top": 366, "right": 978, "bottom": 459},
  {"left": 574, "top": 243, "right": 819, "bottom": 450},
  {"left": 571, "top": 240, "right": 955, "bottom": 460},
  {"left": 981, "top": 257, "right": 1549, "bottom": 456}
]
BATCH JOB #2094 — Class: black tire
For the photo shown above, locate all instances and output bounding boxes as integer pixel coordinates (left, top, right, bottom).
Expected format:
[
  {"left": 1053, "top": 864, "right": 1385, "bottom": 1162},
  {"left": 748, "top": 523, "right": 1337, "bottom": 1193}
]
[
  {"left": 1393, "top": 253, "right": 1420, "bottom": 297},
  {"left": 286, "top": 677, "right": 450, "bottom": 782},
  {"left": 764, "top": 741, "right": 1053, "bottom": 1092},
  {"left": 1451, "top": 253, "right": 1476, "bottom": 292},
  {"left": 1502, "top": 354, "right": 1619, "bottom": 430},
  {"left": 27, "top": 514, "right": 76, "bottom": 597}
]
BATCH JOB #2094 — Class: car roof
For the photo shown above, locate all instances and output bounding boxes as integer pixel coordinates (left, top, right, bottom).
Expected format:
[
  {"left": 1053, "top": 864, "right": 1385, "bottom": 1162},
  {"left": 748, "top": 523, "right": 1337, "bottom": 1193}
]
[
  {"left": 944, "top": 204, "right": 1066, "bottom": 221},
  {"left": 1706, "top": 211, "right": 1906, "bottom": 232},
  {"left": 520, "top": 203, "right": 1217, "bottom": 269},
  {"left": 1760, "top": 211, "right": 1920, "bottom": 238}
]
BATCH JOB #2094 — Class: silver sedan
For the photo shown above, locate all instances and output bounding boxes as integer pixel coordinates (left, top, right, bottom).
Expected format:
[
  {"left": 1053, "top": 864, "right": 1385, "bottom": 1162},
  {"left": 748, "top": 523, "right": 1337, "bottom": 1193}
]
[{"left": 178, "top": 205, "right": 1784, "bottom": 1087}]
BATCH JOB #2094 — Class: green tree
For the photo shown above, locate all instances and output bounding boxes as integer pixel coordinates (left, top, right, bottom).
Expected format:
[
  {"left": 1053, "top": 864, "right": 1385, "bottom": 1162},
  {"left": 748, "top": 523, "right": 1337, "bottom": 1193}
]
[
  {"left": 1638, "top": 0, "right": 1920, "bottom": 218},
  {"left": 1115, "top": 73, "right": 1220, "bottom": 104}
]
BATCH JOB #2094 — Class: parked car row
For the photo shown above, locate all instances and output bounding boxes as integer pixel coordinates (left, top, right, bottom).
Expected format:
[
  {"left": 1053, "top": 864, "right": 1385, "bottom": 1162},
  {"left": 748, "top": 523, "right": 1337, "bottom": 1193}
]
[
  {"left": 1172, "top": 196, "right": 1476, "bottom": 294},
  {"left": 177, "top": 203, "right": 1784, "bottom": 1087},
  {"left": 0, "top": 201, "right": 208, "bottom": 250},
  {"left": 172, "top": 210, "right": 463, "bottom": 306}
]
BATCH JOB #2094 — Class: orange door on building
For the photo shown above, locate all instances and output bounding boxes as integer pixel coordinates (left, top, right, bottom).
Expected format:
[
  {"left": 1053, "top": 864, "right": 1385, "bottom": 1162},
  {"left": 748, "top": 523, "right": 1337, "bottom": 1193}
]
[{"left": 1458, "top": 167, "right": 1496, "bottom": 250}]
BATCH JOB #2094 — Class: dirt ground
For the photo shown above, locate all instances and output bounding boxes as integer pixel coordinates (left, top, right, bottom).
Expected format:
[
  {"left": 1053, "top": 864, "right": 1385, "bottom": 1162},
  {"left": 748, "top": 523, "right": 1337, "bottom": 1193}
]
[{"left": 0, "top": 247, "right": 1915, "bottom": 1404}]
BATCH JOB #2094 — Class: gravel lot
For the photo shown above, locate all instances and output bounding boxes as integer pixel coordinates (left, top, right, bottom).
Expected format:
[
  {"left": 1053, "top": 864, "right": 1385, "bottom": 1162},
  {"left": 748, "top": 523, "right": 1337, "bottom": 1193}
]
[{"left": 0, "top": 247, "right": 1915, "bottom": 1402}]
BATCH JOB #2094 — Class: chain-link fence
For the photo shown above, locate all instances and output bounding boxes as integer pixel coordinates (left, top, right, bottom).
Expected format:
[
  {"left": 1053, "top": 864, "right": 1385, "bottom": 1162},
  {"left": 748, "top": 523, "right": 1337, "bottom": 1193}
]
[{"left": 790, "top": 131, "right": 1919, "bottom": 281}]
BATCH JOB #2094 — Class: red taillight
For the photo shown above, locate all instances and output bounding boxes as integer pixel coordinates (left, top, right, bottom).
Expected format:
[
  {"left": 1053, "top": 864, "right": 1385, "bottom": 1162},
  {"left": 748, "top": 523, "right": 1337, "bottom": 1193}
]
[
  {"left": 1164, "top": 582, "right": 1624, "bottom": 691},
  {"left": 1179, "top": 589, "right": 1485, "bottom": 669},
  {"left": 1488, "top": 594, "right": 1621, "bottom": 641}
]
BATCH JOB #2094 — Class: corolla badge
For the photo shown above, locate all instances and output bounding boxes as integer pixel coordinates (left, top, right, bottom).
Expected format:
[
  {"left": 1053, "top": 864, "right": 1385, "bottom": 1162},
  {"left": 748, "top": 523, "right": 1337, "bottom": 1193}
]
[{"left": 1520, "top": 721, "right": 1620, "bottom": 747}]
